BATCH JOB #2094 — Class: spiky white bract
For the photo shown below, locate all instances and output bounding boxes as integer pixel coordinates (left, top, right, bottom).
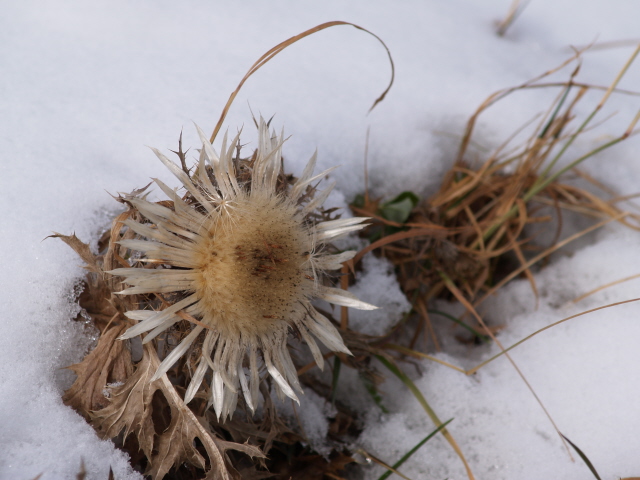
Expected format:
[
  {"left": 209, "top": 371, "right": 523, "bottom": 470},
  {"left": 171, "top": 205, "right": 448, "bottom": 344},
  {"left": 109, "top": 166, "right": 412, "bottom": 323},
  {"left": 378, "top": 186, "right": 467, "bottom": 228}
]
[{"left": 110, "top": 120, "right": 375, "bottom": 421}]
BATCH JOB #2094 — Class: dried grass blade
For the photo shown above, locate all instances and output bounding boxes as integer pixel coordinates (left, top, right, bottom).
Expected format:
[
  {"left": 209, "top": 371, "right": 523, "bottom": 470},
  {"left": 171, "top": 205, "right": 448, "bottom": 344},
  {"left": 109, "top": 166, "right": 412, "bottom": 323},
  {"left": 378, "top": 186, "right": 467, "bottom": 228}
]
[
  {"left": 439, "top": 272, "right": 573, "bottom": 459},
  {"left": 415, "top": 298, "right": 440, "bottom": 351},
  {"left": 464, "top": 205, "right": 486, "bottom": 253},
  {"left": 431, "top": 160, "right": 494, "bottom": 208},
  {"left": 508, "top": 227, "right": 538, "bottom": 303},
  {"left": 358, "top": 450, "right": 414, "bottom": 480},
  {"left": 571, "top": 273, "right": 640, "bottom": 304},
  {"left": 456, "top": 48, "right": 587, "bottom": 163},
  {"left": 175, "top": 310, "right": 213, "bottom": 330},
  {"left": 297, "top": 352, "right": 334, "bottom": 376},
  {"left": 496, "top": 0, "right": 530, "bottom": 36},
  {"left": 466, "top": 297, "right": 640, "bottom": 375},
  {"left": 377, "top": 356, "right": 475, "bottom": 480},
  {"left": 385, "top": 344, "right": 466, "bottom": 373},
  {"left": 350, "top": 227, "right": 449, "bottom": 267},
  {"left": 475, "top": 213, "right": 625, "bottom": 308},
  {"left": 531, "top": 43, "right": 640, "bottom": 192}
]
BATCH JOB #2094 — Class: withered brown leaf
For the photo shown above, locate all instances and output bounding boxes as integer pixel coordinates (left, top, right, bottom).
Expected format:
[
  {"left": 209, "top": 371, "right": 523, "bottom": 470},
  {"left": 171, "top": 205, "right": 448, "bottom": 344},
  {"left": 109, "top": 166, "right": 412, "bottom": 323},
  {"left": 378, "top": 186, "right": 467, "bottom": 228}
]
[
  {"left": 53, "top": 232, "right": 134, "bottom": 416},
  {"left": 63, "top": 321, "right": 132, "bottom": 415},
  {"left": 91, "top": 342, "right": 159, "bottom": 461},
  {"left": 94, "top": 343, "right": 265, "bottom": 480},
  {"left": 48, "top": 233, "right": 101, "bottom": 275}
]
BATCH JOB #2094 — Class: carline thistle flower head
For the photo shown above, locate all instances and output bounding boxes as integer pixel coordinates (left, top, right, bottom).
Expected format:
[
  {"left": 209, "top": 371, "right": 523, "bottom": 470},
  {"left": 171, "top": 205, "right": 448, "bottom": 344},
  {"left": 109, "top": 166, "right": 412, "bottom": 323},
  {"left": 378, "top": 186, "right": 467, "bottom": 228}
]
[{"left": 110, "top": 119, "right": 376, "bottom": 421}]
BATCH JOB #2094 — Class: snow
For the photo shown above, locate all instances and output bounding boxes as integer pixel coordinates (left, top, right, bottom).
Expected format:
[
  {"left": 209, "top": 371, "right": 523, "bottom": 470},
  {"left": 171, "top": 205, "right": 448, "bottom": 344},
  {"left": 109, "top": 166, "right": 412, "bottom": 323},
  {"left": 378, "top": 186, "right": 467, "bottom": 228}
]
[
  {"left": 2, "top": 0, "right": 640, "bottom": 478},
  {"left": 349, "top": 254, "right": 411, "bottom": 336},
  {"left": 276, "top": 388, "right": 337, "bottom": 458}
]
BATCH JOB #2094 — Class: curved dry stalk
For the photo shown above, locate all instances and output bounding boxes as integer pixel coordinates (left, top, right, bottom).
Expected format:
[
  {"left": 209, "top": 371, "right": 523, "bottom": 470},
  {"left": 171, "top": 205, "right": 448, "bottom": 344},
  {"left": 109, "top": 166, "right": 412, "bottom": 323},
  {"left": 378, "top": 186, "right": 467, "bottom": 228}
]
[
  {"left": 456, "top": 48, "right": 588, "bottom": 163},
  {"left": 479, "top": 44, "right": 640, "bottom": 241},
  {"left": 467, "top": 297, "right": 640, "bottom": 375},
  {"left": 209, "top": 21, "right": 395, "bottom": 143},
  {"left": 439, "top": 272, "right": 573, "bottom": 460},
  {"left": 571, "top": 273, "right": 640, "bottom": 304},
  {"left": 384, "top": 344, "right": 466, "bottom": 374},
  {"left": 474, "top": 213, "right": 625, "bottom": 309}
]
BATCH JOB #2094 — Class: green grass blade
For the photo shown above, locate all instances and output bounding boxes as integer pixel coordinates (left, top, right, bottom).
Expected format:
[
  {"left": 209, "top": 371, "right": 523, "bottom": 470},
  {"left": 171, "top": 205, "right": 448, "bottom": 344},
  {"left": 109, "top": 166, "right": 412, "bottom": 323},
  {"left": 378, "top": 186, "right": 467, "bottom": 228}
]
[
  {"left": 362, "top": 375, "right": 389, "bottom": 413},
  {"left": 377, "top": 418, "right": 454, "bottom": 480},
  {"left": 429, "top": 309, "right": 490, "bottom": 342},
  {"left": 538, "top": 81, "right": 572, "bottom": 140},
  {"left": 561, "top": 434, "right": 602, "bottom": 480}
]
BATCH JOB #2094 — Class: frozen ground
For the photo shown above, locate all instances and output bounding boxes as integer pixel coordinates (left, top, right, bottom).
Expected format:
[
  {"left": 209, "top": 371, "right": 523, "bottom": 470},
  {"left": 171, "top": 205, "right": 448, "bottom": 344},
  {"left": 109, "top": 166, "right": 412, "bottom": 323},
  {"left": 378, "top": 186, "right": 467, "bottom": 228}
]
[{"left": 2, "top": 1, "right": 640, "bottom": 479}]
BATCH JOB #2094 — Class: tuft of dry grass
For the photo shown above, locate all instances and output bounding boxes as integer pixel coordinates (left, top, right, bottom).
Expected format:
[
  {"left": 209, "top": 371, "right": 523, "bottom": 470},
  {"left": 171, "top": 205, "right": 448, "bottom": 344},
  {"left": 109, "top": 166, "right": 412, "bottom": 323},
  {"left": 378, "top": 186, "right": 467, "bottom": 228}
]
[{"left": 351, "top": 45, "right": 640, "bottom": 330}]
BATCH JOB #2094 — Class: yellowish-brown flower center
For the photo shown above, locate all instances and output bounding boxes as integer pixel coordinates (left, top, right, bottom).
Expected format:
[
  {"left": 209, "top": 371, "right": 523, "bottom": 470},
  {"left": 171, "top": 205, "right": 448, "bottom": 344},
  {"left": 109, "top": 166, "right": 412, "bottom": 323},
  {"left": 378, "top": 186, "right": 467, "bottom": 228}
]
[{"left": 192, "top": 193, "right": 311, "bottom": 333}]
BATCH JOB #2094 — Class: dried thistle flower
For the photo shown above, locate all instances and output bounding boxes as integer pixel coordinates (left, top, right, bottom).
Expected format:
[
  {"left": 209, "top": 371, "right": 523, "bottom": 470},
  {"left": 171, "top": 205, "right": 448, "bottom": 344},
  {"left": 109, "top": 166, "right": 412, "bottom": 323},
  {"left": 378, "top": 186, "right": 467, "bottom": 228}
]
[{"left": 110, "top": 119, "right": 375, "bottom": 421}]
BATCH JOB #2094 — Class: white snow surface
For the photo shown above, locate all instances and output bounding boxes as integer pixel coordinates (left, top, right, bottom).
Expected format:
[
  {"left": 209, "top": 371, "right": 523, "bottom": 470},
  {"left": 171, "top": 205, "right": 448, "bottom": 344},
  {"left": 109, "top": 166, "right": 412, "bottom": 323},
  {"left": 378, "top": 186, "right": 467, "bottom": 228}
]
[{"left": 2, "top": 1, "right": 640, "bottom": 479}]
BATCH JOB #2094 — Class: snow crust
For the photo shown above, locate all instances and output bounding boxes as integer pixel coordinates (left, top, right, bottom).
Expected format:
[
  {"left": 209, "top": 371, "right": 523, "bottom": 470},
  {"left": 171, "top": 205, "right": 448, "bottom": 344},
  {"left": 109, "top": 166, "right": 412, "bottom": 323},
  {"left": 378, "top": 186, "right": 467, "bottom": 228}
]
[{"left": 3, "top": 0, "right": 640, "bottom": 478}]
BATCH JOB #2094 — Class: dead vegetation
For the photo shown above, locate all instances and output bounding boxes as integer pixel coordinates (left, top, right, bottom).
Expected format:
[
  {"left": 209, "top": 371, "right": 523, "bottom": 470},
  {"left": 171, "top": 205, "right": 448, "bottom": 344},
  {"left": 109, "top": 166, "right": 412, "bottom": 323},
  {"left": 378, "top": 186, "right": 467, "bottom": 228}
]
[
  {"left": 53, "top": 22, "right": 640, "bottom": 480},
  {"left": 351, "top": 45, "right": 640, "bottom": 346},
  {"left": 55, "top": 166, "right": 371, "bottom": 479}
]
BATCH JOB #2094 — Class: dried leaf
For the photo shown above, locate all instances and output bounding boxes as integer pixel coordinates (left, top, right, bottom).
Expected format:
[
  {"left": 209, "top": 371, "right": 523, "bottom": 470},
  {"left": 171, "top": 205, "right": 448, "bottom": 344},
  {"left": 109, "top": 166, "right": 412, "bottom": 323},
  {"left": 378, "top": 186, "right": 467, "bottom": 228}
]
[
  {"left": 233, "top": 467, "right": 275, "bottom": 480},
  {"left": 152, "top": 343, "right": 266, "bottom": 480},
  {"left": 49, "top": 233, "right": 100, "bottom": 274},
  {"left": 94, "top": 343, "right": 264, "bottom": 480},
  {"left": 214, "top": 439, "right": 265, "bottom": 460},
  {"left": 91, "top": 341, "right": 159, "bottom": 461},
  {"left": 63, "top": 321, "right": 132, "bottom": 415}
]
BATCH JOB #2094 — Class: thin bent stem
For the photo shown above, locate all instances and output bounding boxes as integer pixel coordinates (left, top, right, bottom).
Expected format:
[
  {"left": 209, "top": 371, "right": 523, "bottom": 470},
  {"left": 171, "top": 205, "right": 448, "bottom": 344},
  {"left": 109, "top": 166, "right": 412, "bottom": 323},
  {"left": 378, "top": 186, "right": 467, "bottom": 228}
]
[
  {"left": 209, "top": 21, "right": 395, "bottom": 143},
  {"left": 439, "top": 271, "right": 573, "bottom": 460},
  {"left": 385, "top": 344, "right": 467, "bottom": 374},
  {"left": 466, "top": 298, "right": 640, "bottom": 375}
]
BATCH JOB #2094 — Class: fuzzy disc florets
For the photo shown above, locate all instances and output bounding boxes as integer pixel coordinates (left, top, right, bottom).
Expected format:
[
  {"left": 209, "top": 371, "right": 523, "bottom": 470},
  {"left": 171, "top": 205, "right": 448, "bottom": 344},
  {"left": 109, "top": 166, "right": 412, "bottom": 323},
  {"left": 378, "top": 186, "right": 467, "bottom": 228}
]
[{"left": 192, "top": 191, "right": 309, "bottom": 334}]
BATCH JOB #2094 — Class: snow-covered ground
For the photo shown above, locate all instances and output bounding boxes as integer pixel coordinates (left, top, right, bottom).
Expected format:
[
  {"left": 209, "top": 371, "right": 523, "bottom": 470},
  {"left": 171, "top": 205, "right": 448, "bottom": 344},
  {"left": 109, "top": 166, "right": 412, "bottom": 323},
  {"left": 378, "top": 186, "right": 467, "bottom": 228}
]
[{"left": 2, "top": 1, "right": 640, "bottom": 479}]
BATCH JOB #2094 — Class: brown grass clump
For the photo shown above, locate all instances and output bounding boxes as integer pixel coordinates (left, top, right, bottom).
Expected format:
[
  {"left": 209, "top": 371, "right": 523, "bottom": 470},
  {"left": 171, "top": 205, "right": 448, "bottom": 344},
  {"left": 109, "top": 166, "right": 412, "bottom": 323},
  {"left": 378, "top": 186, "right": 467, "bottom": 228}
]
[{"left": 351, "top": 46, "right": 640, "bottom": 344}]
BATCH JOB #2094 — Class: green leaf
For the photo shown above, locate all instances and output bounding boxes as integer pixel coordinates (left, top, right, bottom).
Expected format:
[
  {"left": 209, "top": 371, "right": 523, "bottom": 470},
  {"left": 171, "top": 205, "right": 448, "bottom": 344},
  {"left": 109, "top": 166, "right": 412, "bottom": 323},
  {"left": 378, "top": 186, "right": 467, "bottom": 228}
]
[
  {"left": 388, "top": 191, "right": 420, "bottom": 206},
  {"left": 379, "top": 191, "right": 420, "bottom": 224},
  {"left": 353, "top": 193, "right": 366, "bottom": 209},
  {"left": 378, "top": 419, "right": 454, "bottom": 480}
]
